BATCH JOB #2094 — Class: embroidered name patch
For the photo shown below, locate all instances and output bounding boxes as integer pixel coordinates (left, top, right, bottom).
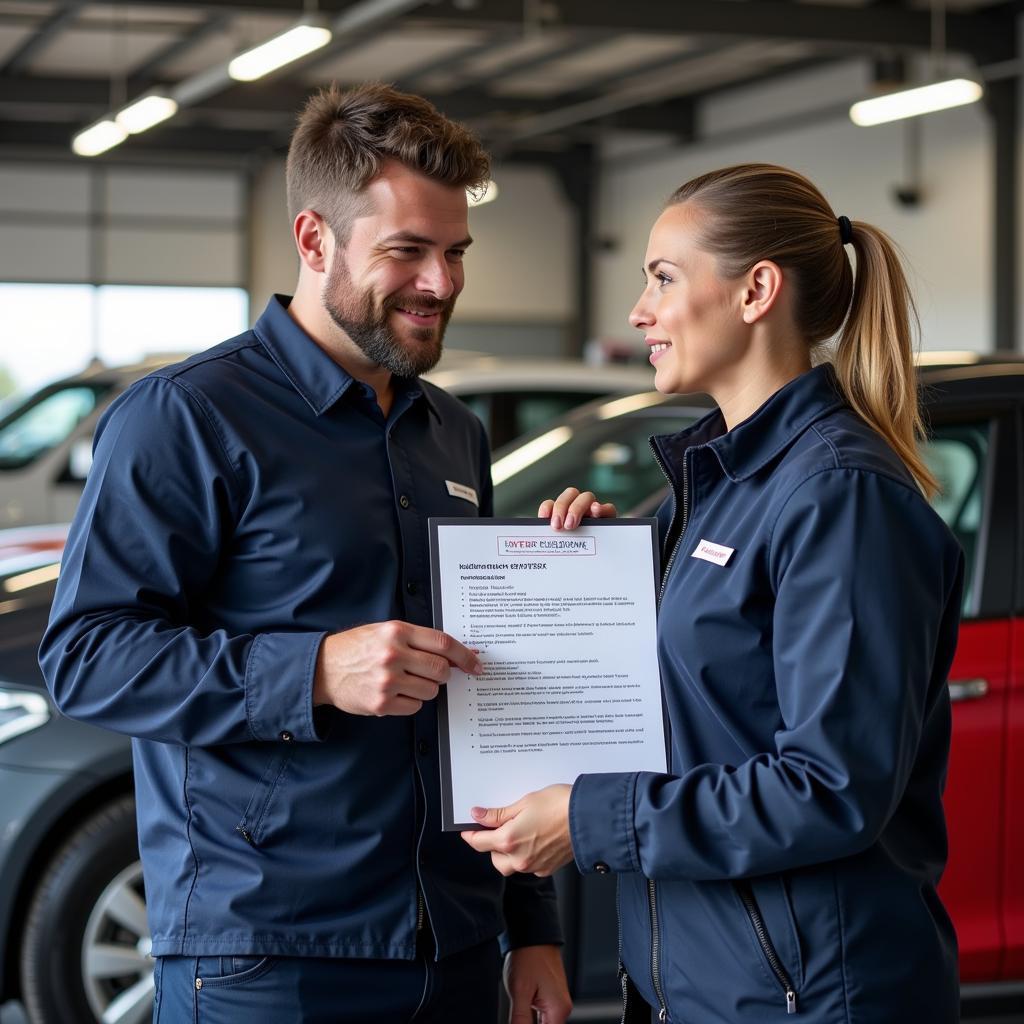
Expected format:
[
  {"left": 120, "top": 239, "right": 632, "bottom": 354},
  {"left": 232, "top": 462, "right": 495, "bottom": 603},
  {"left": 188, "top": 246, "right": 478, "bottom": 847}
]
[
  {"left": 691, "top": 539, "right": 734, "bottom": 566},
  {"left": 445, "top": 480, "right": 479, "bottom": 506}
]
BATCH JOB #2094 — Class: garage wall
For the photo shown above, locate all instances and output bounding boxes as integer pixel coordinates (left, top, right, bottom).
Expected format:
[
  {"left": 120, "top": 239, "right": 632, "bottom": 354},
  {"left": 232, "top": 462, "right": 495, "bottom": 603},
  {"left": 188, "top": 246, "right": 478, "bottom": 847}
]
[
  {"left": 594, "top": 59, "right": 998, "bottom": 354},
  {"left": 247, "top": 158, "right": 575, "bottom": 354},
  {"left": 0, "top": 163, "right": 247, "bottom": 287}
]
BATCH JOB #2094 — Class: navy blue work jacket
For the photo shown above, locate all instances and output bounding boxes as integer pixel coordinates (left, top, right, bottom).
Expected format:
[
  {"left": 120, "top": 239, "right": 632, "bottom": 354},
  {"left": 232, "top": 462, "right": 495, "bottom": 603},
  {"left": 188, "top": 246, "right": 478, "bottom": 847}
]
[
  {"left": 570, "top": 366, "right": 963, "bottom": 1023},
  {"left": 40, "top": 296, "right": 561, "bottom": 960}
]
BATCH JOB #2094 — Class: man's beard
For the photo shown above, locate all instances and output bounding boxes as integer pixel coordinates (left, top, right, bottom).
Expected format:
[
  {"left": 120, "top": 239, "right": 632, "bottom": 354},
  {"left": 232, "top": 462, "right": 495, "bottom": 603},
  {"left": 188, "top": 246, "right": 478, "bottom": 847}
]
[{"left": 323, "top": 258, "right": 454, "bottom": 378}]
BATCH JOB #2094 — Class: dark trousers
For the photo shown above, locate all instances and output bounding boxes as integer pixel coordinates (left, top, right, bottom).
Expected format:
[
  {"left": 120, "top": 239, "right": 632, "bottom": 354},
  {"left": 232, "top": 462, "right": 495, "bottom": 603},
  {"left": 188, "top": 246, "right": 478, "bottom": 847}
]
[{"left": 153, "top": 937, "right": 502, "bottom": 1024}]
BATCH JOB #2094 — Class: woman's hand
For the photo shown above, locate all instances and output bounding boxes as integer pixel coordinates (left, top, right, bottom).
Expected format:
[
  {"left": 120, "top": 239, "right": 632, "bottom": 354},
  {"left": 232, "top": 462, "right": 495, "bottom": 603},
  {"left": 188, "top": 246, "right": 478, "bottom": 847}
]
[
  {"left": 538, "top": 488, "right": 617, "bottom": 531},
  {"left": 460, "top": 784, "right": 574, "bottom": 877}
]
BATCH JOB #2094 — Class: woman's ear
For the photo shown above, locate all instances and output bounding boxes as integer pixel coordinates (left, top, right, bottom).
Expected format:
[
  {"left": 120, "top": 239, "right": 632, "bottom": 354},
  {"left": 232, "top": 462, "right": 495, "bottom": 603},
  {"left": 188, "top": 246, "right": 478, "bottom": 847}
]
[
  {"left": 293, "top": 209, "right": 331, "bottom": 274},
  {"left": 741, "top": 260, "right": 784, "bottom": 324}
]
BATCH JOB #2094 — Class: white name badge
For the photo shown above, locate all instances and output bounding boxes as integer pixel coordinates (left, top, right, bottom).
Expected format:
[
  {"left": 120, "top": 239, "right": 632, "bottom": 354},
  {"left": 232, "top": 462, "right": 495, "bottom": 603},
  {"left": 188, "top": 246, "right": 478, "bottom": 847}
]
[
  {"left": 445, "top": 480, "right": 479, "bottom": 507},
  {"left": 691, "top": 538, "right": 734, "bottom": 566}
]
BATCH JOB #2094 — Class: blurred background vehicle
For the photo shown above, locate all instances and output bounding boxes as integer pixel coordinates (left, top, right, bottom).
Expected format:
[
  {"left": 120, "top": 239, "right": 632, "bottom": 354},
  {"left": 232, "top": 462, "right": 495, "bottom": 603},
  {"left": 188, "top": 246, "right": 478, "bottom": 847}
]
[
  {"left": 1, "top": 354, "right": 1022, "bottom": 1022},
  {"left": 0, "top": 355, "right": 654, "bottom": 530}
]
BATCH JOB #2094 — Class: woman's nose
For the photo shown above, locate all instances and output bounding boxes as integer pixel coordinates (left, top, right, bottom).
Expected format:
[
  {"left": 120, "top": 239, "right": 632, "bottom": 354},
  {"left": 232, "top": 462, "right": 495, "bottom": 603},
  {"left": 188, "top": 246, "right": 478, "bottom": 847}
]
[{"left": 629, "top": 292, "right": 654, "bottom": 330}]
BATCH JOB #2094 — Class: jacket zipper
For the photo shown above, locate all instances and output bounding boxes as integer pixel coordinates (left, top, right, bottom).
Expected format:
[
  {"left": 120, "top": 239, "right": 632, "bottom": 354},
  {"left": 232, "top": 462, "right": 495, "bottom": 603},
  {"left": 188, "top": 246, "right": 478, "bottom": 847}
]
[
  {"left": 735, "top": 882, "right": 798, "bottom": 1014},
  {"left": 646, "top": 438, "right": 693, "bottom": 1023},
  {"left": 616, "top": 879, "right": 629, "bottom": 1024},
  {"left": 647, "top": 880, "right": 669, "bottom": 1021},
  {"left": 649, "top": 439, "right": 690, "bottom": 604}
]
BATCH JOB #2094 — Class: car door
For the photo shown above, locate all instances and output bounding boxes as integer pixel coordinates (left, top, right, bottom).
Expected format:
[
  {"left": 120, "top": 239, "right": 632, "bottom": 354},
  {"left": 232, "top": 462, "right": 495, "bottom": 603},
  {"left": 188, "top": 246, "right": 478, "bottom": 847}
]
[
  {"left": 922, "top": 395, "right": 1016, "bottom": 982},
  {"left": 1002, "top": 401, "right": 1024, "bottom": 982}
]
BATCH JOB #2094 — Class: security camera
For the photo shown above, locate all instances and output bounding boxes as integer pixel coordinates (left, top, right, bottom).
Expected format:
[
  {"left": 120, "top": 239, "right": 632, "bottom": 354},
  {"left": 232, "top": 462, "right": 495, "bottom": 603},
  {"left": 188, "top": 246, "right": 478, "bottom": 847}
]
[{"left": 893, "top": 186, "right": 922, "bottom": 208}]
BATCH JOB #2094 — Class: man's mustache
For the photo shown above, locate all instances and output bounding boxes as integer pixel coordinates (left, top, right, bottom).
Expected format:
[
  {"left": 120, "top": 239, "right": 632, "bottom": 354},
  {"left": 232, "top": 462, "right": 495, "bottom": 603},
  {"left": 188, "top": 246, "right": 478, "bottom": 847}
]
[{"left": 384, "top": 295, "right": 453, "bottom": 316}]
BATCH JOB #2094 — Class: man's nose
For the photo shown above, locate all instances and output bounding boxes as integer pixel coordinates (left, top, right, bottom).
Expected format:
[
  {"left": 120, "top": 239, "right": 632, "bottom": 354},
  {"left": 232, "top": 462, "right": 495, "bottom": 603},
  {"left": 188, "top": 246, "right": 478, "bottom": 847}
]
[{"left": 417, "top": 256, "right": 457, "bottom": 300}]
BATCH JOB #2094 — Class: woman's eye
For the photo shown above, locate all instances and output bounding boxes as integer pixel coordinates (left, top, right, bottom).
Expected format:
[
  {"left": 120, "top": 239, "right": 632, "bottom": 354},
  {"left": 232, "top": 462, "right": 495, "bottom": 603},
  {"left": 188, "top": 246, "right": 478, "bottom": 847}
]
[{"left": 655, "top": 272, "right": 673, "bottom": 286}]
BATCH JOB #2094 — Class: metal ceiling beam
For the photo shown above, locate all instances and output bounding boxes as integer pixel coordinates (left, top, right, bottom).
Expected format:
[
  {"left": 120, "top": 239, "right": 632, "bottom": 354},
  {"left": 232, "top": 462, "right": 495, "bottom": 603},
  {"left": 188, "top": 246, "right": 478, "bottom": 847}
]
[
  {"left": 0, "top": 1, "right": 84, "bottom": 76},
  {"left": 414, "top": 0, "right": 1017, "bottom": 64},
  {"left": 0, "top": 72, "right": 563, "bottom": 132},
  {"left": 0, "top": 118, "right": 278, "bottom": 155},
  {"left": 128, "top": 13, "right": 230, "bottom": 85}
]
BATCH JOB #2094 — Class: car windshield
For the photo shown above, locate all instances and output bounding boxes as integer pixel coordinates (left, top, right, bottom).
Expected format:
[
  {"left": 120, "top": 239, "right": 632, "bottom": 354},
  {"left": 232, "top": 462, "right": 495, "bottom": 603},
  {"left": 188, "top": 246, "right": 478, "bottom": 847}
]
[
  {"left": 0, "top": 384, "right": 110, "bottom": 470},
  {"left": 492, "top": 405, "right": 701, "bottom": 517}
]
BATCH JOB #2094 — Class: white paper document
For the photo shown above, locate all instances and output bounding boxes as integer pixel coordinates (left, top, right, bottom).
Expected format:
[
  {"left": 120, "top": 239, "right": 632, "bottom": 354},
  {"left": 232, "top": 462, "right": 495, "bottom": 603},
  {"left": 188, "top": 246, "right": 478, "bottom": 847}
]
[{"left": 429, "top": 518, "right": 666, "bottom": 830}]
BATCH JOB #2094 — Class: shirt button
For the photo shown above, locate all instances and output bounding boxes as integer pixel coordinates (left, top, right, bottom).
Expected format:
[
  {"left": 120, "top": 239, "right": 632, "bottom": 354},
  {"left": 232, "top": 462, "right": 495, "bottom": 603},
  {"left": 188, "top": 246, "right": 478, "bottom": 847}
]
[
  {"left": 406, "top": 581, "right": 419, "bottom": 595},
  {"left": 279, "top": 731, "right": 293, "bottom": 742},
  {"left": 418, "top": 740, "right": 429, "bottom": 755},
  {"left": 399, "top": 495, "right": 411, "bottom": 509},
  {"left": 594, "top": 862, "right": 610, "bottom": 874}
]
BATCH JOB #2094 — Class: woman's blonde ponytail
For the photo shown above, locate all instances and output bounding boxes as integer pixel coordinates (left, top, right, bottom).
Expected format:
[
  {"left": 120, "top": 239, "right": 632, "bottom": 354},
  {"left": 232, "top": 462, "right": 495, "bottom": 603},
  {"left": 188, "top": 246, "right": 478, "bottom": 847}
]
[{"left": 835, "top": 223, "right": 938, "bottom": 498}]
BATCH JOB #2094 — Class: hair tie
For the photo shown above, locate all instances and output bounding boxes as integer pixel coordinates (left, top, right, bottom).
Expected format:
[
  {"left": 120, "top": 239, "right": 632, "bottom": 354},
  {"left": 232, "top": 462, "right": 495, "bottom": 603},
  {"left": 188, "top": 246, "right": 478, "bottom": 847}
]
[{"left": 837, "top": 215, "right": 853, "bottom": 246}]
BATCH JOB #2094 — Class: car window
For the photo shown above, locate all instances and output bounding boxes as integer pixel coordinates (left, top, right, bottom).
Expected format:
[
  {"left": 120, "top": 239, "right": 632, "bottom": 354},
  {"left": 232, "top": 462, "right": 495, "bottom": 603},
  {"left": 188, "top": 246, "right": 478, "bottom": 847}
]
[
  {"left": 493, "top": 412, "right": 695, "bottom": 517},
  {"left": 460, "top": 390, "right": 625, "bottom": 451},
  {"left": 0, "top": 385, "right": 109, "bottom": 470},
  {"left": 922, "top": 422, "right": 990, "bottom": 615},
  {"left": 509, "top": 392, "right": 598, "bottom": 438}
]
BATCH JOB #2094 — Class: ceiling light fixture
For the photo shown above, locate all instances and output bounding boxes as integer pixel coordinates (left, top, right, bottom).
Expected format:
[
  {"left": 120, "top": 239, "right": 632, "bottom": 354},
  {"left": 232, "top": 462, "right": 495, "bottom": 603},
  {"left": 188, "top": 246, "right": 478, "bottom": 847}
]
[
  {"left": 227, "top": 20, "right": 333, "bottom": 82},
  {"left": 849, "top": 0, "right": 983, "bottom": 127},
  {"left": 71, "top": 118, "right": 127, "bottom": 157},
  {"left": 115, "top": 93, "right": 179, "bottom": 134},
  {"left": 850, "top": 77, "right": 982, "bottom": 126}
]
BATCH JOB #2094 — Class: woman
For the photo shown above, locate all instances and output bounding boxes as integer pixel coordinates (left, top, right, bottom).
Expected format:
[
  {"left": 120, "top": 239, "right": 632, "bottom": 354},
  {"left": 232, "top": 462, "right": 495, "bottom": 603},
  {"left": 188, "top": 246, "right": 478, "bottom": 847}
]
[{"left": 463, "top": 164, "right": 963, "bottom": 1023}]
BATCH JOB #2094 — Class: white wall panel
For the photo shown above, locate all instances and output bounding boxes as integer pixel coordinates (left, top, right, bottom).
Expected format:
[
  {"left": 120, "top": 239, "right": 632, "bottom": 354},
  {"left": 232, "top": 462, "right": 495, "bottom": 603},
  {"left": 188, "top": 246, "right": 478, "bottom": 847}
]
[
  {"left": 103, "top": 227, "right": 242, "bottom": 286},
  {"left": 104, "top": 169, "right": 243, "bottom": 221},
  {"left": 0, "top": 223, "right": 90, "bottom": 280},
  {"left": 0, "top": 164, "right": 91, "bottom": 215}
]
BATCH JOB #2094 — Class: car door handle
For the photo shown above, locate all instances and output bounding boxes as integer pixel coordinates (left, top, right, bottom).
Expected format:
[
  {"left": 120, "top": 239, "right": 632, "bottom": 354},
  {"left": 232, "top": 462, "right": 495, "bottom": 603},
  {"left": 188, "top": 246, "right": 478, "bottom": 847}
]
[{"left": 948, "top": 678, "right": 989, "bottom": 702}]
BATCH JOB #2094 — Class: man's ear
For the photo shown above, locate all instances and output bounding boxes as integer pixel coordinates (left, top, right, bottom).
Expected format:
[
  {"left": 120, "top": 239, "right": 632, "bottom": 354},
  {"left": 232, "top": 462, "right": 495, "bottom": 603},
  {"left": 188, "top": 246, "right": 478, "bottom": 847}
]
[
  {"left": 740, "top": 260, "right": 784, "bottom": 325},
  {"left": 293, "top": 210, "right": 331, "bottom": 274}
]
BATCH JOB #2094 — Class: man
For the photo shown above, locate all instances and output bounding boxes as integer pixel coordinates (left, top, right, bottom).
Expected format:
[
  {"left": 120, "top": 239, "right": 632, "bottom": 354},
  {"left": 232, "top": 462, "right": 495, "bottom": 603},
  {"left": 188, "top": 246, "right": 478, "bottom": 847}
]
[{"left": 40, "top": 84, "right": 572, "bottom": 1024}]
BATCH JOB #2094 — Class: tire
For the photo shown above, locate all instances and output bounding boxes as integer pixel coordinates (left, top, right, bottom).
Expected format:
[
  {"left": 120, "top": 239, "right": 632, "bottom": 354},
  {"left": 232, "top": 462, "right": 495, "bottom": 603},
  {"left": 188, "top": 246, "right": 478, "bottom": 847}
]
[{"left": 19, "top": 794, "right": 153, "bottom": 1024}]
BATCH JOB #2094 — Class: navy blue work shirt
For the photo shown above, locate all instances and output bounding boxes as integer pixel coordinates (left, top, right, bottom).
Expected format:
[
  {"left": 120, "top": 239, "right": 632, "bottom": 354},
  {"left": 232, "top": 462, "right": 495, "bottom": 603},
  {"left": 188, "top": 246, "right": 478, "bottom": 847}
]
[{"left": 40, "top": 295, "right": 562, "bottom": 959}]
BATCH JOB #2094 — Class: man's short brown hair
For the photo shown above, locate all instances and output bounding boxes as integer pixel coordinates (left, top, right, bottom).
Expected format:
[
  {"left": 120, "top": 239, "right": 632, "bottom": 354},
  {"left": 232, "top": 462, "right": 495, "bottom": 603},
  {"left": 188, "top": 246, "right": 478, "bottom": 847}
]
[{"left": 286, "top": 82, "right": 491, "bottom": 239}]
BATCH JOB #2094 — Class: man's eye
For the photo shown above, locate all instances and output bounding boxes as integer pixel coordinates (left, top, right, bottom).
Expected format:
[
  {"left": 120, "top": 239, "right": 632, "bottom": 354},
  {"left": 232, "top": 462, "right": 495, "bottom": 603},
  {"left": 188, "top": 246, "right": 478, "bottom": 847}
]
[
  {"left": 447, "top": 249, "right": 466, "bottom": 261},
  {"left": 392, "top": 247, "right": 420, "bottom": 256}
]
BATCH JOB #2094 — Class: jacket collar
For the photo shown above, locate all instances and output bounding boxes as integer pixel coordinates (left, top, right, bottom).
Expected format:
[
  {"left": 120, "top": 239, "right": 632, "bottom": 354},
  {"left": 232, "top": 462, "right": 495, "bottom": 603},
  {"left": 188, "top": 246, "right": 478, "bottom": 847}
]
[
  {"left": 659, "top": 364, "right": 846, "bottom": 482},
  {"left": 253, "top": 295, "right": 440, "bottom": 421}
]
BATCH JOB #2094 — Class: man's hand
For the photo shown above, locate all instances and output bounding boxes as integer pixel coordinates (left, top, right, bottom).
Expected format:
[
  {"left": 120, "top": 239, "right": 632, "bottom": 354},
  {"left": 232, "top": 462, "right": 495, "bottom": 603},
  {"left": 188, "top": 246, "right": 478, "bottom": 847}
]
[
  {"left": 538, "top": 488, "right": 616, "bottom": 531},
  {"left": 313, "top": 621, "right": 482, "bottom": 716},
  {"left": 505, "top": 945, "right": 573, "bottom": 1024},
  {"left": 461, "top": 785, "right": 574, "bottom": 877}
]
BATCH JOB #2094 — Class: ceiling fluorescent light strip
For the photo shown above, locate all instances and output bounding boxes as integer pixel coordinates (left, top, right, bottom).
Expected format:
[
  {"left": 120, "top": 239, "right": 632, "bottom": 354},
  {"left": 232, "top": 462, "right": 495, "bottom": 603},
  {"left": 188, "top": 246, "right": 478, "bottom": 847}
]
[
  {"left": 228, "top": 23, "right": 333, "bottom": 82},
  {"left": 71, "top": 118, "right": 127, "bottom": 157},
  {"left": 116, "top": 94, "right": 179, "bottom": 134},
  {"left": 850, "top": 78, "right": 983, "bottom": 127}
]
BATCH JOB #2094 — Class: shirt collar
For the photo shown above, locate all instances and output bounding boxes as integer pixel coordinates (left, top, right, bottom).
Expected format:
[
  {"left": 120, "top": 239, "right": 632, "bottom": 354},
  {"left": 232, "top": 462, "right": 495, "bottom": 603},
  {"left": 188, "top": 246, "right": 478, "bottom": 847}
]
[
  {"left": 658, "top": 364, "right": 846, "bottom": 482},
  {"left": 253, "top": 295, "right": 441, "bottom": 422}
]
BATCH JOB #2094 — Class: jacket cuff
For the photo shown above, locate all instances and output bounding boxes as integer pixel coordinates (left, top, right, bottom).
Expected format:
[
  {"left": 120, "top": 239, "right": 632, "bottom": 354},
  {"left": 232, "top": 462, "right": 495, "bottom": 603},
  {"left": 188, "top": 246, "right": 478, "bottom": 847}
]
[
  {"left": 244, "top": 630, "right": 328, "bottom": 742},
  {"left": 570, "top": 772, "right": 641, "bottom": 874},
  {"left": 501, "top": 875, "right": 564, "bottom": 952}
]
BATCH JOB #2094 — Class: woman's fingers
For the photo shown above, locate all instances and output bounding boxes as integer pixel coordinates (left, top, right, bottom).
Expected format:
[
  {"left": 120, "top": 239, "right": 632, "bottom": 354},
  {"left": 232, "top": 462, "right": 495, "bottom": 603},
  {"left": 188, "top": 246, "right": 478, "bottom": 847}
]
[{"left": 536, "top": 490, "right": 618, "bottom": 529}]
